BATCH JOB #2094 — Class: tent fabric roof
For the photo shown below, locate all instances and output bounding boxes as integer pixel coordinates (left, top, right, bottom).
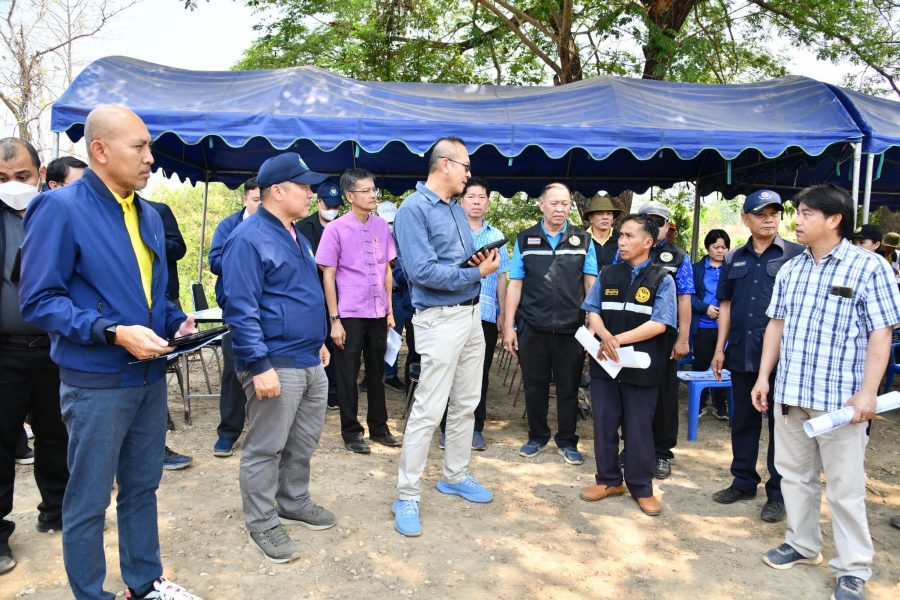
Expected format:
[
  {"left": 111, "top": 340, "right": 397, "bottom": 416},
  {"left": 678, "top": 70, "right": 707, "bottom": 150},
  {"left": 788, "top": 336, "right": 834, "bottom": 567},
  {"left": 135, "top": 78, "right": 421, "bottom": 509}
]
[
  {"left": 50, "top": 56, "right": 879, "bottom": 199},
  {"left": 828, "top": 85, "right": 900, "bottom": 154}
]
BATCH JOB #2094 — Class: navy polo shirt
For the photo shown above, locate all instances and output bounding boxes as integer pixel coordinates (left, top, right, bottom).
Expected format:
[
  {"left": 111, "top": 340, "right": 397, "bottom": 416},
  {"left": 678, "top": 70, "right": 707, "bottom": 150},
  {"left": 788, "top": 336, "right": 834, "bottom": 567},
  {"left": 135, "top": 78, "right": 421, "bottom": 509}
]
[{"left": 716, "top": 236, "right": 803, "bottom": 373}]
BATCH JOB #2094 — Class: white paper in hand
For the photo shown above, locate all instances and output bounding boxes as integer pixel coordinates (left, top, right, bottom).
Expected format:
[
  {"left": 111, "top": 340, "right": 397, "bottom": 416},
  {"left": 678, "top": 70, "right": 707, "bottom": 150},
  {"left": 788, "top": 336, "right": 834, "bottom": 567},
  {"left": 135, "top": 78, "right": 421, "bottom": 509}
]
[
  {"left": 384, "top": 328, "right": 402, "bottom": 366},
  {"left": 574, "top": 326, "right": 651, "bottom": 378}
]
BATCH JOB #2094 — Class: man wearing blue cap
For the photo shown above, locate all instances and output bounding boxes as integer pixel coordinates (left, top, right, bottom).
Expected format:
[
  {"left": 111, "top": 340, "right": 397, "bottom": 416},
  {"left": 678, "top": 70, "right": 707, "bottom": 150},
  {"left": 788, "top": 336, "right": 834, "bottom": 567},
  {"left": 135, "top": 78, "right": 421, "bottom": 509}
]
[
  {"left": 711, "top": 189, "right": 802, "bottom": 523},
  {"left": 222, "top": 152, "right": 335, "bottom": 564}
]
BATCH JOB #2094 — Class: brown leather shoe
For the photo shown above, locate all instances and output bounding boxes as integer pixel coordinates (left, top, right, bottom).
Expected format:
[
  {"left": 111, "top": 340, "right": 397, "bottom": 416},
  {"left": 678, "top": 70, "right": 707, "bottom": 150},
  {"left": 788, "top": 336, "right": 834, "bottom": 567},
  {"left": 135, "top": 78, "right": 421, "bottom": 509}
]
[
  {"left": 579, "top": 483, "right": 626, "bottom": 502},
  {"left": 636, "top": 496, "right": 661, "bottom": 516}
]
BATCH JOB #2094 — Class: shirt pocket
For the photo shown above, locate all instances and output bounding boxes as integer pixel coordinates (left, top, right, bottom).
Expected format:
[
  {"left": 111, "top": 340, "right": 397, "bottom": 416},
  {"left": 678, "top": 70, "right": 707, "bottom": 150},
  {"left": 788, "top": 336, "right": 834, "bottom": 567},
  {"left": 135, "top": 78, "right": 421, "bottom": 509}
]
[
  {"left": 260, "top": 306, "right": 284, "bottom": 339},
  {"left": 821, "top": 294, "right": 859, "bottom": 336},
  {"left": 281, "top": 304, "right": 306, "bottom": 340}
]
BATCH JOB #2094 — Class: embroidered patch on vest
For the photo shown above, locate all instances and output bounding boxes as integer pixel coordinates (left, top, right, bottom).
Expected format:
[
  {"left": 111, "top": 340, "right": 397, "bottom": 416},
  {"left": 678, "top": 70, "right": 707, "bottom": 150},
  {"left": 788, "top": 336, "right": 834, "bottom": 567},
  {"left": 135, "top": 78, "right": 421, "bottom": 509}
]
[
  {"left": 733, "top": 260, "right": 746, "bottom": 267},
  {"left": 604, "top": 288, "right": 619, "bottom": 296},
  {"left": 635, "top": 287, "right": 651, "bottom": 303},
  {"left": 659, "top": 251, "right": 673, "bottom": 262},
  {"left": 526, "top": 236, "right": 542, "bottom": 245},
  {"left": 568, "top": 235, "right": 580, "bottom": 246}
]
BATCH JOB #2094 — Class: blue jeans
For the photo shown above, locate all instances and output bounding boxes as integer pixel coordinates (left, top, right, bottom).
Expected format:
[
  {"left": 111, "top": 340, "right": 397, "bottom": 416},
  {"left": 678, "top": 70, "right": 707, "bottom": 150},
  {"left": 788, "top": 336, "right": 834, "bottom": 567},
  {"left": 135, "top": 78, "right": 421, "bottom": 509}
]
[{"left": 59, "top": 379, "right": 167, "bottom": 600}]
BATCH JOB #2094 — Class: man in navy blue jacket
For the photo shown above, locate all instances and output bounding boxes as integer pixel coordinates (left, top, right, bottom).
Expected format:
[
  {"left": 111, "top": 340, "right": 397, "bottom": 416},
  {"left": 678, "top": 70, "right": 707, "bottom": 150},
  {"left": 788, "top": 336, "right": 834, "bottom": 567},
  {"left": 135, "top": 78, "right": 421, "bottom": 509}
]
[
  {"left": 222, "top": 153, "right": 334, "bottom": 564},
  {"left": 208, "top": 177, "right": 259, "bottom": 457},
  {"left": 19, "top": 105, "right": 200, "bottom": 600}
]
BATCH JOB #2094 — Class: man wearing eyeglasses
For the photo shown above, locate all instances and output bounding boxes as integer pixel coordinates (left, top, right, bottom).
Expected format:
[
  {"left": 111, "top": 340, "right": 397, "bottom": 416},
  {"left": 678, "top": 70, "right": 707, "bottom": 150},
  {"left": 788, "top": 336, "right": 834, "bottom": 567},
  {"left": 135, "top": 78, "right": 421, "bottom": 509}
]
[
  {"left": 316, "top": 168, "right": 401, "bottom": 455},
  {"left": 391, "top": 136, "right": 500, "bottom": 537},
  {"left": 504, "top": 183, "right": 598, "bottom": 467}
]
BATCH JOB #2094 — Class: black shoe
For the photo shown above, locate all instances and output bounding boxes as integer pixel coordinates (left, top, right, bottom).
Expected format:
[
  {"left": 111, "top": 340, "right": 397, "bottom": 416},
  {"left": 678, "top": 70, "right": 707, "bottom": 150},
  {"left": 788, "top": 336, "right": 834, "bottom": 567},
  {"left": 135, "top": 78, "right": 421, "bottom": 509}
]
[
  {"left": 712, "top": 486, "right": 756, "bottom": 504},
  {"left": 760, "top": 499, "right": 786, "bottom": 522},
  {"left": 326, "top": 398, "right": 339, "bottom": 411},
  {"left": 617, "top": 450, "right": 626, "bottom": 470},
  {"left": 654, "top": 458, "right": 671, "bottom": 479},
  {"left": 370, "top": 433, "right": 402, "bottom": 447},
  {"left": 892, "top": 514, "right": 900, "bottom": 529},
  {"left": 36, "top": 516, "right": 63, "bottom": 533},
  {"left": 345, "top": 438, "right": 371, "bottom": 454},
  {"left": 712, "top": 402, "right": 730, "bottom": 421},
  {"left": 14, "top": 448, "right": 34, "bottom": 465},
  {"left": 383, "top": 376, "right": 405, "bottom": 391},
  {"left": 0, "top": 541, "right": 14, "bottom": 574}
]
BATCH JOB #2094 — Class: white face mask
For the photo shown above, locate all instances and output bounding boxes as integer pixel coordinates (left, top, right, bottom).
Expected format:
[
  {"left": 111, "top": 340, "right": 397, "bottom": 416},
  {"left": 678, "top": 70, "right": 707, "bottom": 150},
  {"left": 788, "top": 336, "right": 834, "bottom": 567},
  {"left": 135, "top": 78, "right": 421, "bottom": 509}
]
[
  {"left": 320, "top": 208, "right": 339, "bottom": 221},
  {"left": 0, "top": 181, "right": 40, "bottom": 211}
]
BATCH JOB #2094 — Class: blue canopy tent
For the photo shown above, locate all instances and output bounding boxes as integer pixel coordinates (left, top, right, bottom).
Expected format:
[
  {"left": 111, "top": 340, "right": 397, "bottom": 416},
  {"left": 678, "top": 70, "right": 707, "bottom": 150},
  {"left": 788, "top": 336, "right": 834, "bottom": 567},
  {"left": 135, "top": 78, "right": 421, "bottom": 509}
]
[{"left": 51, "top": 56, "right": 869, "bottom": 271}]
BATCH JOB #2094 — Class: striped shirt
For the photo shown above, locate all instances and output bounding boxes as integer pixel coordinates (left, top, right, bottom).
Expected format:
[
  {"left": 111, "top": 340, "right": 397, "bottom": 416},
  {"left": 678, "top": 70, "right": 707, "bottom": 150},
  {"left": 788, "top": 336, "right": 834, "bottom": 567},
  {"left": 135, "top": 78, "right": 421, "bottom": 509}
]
[
  {"left": 472, "top": 221, "right": 510, "bottom": 323},
  {"left": 767, "top": 238, "right": 900, "bottom": 412}
]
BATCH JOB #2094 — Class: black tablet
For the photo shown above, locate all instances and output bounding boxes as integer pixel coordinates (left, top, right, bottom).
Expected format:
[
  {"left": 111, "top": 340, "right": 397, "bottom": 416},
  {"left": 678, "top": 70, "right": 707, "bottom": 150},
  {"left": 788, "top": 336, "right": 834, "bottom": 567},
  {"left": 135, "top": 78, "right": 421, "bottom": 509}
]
[
  {"left": 458, "top": 237, "right": 508, "bottom": 267},
  {"left": 167, "top": 325, "right": 229, "bottom": 348}
]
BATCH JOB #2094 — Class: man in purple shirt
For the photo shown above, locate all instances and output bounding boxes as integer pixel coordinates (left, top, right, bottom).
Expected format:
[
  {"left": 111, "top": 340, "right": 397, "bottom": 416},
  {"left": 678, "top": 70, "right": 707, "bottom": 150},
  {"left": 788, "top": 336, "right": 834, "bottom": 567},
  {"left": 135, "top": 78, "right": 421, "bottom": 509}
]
[{"left": 316, "top": 168, "right": 401, "bottom": 454}]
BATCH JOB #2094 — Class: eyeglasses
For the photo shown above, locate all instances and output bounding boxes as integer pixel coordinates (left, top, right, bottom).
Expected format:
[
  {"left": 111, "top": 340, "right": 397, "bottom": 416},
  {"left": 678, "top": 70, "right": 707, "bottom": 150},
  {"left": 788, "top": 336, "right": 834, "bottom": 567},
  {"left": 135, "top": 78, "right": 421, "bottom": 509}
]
[
  {"left": 440, "top": 156, "right": 471, "bottom": 172},
  {"left": 348, "top": 187, "right": 381, "bottom": 197}
]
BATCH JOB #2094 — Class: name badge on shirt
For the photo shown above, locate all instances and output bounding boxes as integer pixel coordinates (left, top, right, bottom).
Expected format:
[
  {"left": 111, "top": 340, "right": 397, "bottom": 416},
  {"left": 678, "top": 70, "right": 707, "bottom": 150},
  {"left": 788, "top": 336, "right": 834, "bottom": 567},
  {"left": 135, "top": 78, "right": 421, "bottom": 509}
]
[
  {"left": 733, "top": 260, "right": 747, "bottom": 267},
  {"left": 526, "top": 236, "right": 542, "bottom": 245}
]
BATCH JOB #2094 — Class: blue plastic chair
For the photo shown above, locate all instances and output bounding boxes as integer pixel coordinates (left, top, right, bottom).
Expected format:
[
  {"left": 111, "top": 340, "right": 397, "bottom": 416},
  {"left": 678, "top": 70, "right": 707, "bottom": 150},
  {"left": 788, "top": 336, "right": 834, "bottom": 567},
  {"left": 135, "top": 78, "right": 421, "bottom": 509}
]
[
  {"left": 881, "top": 341, "right": 900, "bottom": 393},
  {"left": 677, "top": 370, "right": 734, "bottom": 442}
]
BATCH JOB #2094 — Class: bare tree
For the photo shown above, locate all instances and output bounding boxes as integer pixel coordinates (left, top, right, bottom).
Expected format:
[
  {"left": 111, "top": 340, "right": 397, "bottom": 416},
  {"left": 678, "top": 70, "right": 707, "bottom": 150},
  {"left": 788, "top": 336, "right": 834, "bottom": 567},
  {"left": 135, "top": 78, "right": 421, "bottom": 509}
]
[{"left": 0, "top": 0, "right": 139, "bottom": 145}]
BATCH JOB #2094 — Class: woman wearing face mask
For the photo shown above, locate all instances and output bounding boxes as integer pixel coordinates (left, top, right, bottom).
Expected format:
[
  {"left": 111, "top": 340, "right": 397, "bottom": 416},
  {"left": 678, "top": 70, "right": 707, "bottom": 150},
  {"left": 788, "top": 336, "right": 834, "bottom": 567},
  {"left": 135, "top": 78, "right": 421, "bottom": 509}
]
[{"left": 691, "top": 229, "right": 731, "bottom": 420}]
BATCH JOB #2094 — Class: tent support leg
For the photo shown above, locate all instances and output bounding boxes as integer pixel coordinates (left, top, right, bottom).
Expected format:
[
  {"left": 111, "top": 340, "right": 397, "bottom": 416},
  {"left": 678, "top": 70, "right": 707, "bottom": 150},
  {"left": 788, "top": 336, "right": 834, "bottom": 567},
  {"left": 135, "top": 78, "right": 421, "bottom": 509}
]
[
  {"left": 52, "top": 132, "right": 60, "bottom": 159},
  {"left": 862, "top": 153, "right": 874, "bottom": 225},
  {"left": 197, "top": 178, "right": 210, "bottom": 282},
  {"left": 850, "top": 142, "right": 861, "bottom": 228},
  {"left": 690, "top": 182, "right": 701, "bottom": 262}
]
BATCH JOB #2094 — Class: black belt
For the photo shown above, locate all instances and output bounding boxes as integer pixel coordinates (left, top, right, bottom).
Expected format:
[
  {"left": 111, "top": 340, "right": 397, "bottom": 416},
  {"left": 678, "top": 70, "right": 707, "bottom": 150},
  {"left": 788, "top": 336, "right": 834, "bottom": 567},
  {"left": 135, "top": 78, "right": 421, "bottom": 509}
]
[
  {"left": 447, "top": 295, "right": 480, "bottom": 307},
  {"left": 0, "top": 333, "right": 50, "bottom": 347}
]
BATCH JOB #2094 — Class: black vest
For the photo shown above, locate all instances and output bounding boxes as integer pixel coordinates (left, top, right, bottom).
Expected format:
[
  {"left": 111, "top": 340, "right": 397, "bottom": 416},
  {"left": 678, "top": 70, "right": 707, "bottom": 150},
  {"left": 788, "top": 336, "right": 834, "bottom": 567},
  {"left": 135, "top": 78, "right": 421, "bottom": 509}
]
[
  {"left": 649, "top": 240, "right": 686, "bottom": 280},
  {"left": 516, "top": 222, "right": 590, "bottom": 334},
  {"left": 592, "top": 262, "right": 673, "bottom": 386}
]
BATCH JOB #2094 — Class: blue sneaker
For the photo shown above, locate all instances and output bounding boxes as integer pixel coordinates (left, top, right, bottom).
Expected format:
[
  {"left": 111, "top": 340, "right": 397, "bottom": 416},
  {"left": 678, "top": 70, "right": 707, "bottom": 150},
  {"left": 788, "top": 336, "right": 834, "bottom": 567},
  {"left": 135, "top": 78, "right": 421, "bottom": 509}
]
[
  {"left": 438, "top": 434, "right": 445, "bottom": 450},
  {"left": 472, "top": 431, "right": 486, "bottom": 451},
  {"left": 213, "top": 437, "right": 236, "bottom": 457},
  {"left": 435, "top": 474, "right": 493, "bottom": 503},
  {"left": 392, "top": 499, "right": 422, "bottom": 537},
  {"left": 518, "top": 440, "right": 547, "bottom": 457},
  {"left": 163, "top": 446, "right": 192, "bottom": 471},
  {"left": 558, "top": 447, "right": 584, "bottom": 465},
  {"left": 762, "top": 543, "right": 823, "bottom": 570},
  {"left": 832, "top": 576, "right": 865, "bottom": 600}
]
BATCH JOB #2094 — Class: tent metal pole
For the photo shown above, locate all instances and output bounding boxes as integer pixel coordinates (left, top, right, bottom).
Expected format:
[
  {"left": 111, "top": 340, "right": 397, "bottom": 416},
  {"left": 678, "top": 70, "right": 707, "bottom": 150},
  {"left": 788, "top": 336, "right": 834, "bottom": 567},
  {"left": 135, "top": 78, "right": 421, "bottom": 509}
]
[
  {"left": 691, "top": 182, "right": 701, "bottom": 262},
  {"left": 52, "top": 132, "right": 60, "bottom": 159},
  {"left": 850, "top": 142, "right": 861, "bottom": 228},
  {"left": 861, "top": 153, "right": 874, "bottom": 224},
  {"left": 197, "top": 178, "right": 210, "bottom": 281}
]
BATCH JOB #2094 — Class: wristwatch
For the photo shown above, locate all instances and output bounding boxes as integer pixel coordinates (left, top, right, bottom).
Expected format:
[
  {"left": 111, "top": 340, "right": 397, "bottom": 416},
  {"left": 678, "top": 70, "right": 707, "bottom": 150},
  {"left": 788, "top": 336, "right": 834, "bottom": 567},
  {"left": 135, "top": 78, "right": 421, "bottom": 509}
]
[
  {"left": 104, "top": 323, "right": 119, "bottom": 345},
  {"left": 329, "top": 314, "right": 341, "bottom": 323}
]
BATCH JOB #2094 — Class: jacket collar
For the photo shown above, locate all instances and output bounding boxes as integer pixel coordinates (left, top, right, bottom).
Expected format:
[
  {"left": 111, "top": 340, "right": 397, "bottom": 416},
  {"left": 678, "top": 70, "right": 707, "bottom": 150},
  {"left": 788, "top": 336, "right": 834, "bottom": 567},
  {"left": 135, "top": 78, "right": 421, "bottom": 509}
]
[{"left": 82, "top": 168, "right": 146, "bottom": 213}]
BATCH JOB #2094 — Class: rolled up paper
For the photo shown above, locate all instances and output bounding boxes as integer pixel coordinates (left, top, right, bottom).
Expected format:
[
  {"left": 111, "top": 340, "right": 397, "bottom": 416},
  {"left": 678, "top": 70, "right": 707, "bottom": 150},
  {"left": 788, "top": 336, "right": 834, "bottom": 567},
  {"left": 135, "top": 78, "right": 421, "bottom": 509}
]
[{"left": 803, "top": 391, "right": 900, "bottom": 438}]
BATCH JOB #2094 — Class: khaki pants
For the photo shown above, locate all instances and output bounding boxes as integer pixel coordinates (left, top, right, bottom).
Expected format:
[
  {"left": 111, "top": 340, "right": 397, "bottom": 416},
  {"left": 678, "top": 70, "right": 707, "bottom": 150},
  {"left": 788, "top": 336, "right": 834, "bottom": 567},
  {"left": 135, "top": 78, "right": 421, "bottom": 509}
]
[
  {"left": 397, "top": 304, "right": 484, "bottom": 500},
  {"left": 774, "top": 403, "right": 872, "bottom": 580}
]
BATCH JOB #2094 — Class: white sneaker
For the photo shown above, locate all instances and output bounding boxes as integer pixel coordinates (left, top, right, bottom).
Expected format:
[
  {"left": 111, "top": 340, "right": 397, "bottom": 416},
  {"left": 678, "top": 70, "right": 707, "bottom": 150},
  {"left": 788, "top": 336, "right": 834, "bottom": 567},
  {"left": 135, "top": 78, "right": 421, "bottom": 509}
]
[{"left": 125, "top": 578, "right": 203, "bottom": 599}]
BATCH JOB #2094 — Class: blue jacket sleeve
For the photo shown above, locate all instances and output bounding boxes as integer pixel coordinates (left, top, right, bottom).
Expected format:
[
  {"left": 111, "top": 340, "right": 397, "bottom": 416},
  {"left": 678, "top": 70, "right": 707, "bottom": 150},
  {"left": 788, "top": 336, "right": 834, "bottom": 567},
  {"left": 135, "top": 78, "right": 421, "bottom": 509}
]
[
  {"left": 19, "top": 194, "right": 112, "bottom": 344},
  {"left": 222, "top": 233, "right": 272, "bottom": 375},
  {"left": 208, "top": 216, "right": 234, "bottom": 277},
  {"left": 393, "top": 202, "right": 480, "bottom": 291},
  {"left": 690, "top": 260, "right": 709, "bottom": 314}
]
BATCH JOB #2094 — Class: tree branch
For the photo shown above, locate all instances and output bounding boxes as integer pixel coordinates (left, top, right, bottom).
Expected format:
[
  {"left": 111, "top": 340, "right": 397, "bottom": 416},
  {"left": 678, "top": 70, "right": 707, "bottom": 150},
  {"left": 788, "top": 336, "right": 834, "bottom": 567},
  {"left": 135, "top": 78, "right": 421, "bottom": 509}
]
[{"left": 473, "top": 0, "right": 561, "bottom": 75}]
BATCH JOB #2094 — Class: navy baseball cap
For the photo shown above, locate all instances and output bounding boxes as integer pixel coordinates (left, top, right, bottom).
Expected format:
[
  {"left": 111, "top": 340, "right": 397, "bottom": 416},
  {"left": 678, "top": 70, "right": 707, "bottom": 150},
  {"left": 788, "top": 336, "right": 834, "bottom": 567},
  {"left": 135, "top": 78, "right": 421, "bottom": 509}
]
[
  {"left": 743, "top": 189, "right": 783, "bottom": 214},
  {"left": 317, "top": 181, "right": 343, "bottom": 208},
  {"left": 257, "top": 152, "right": 328, "bottom": 188}
]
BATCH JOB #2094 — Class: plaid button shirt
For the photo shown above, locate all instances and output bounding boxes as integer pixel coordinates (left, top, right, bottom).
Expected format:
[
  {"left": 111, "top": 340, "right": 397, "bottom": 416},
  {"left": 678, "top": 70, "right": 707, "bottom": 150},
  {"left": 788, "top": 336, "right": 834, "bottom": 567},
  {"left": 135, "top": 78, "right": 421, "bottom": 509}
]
[
  {"left": 767, "top": 238, "right": 900, "bottom": 412},
  {"left": 472, "top": 221, "right": 510, "bottom": 323}
]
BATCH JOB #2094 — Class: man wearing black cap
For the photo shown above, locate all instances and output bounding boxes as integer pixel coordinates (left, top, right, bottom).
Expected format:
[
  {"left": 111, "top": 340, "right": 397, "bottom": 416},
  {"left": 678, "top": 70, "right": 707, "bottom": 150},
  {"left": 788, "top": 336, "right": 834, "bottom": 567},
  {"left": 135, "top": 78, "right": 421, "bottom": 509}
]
[
  {"left": 711, "top": 189, "right": 802, "bottom": 522},
  {"left": 583, "top": 193, "right": 622, "bottom": 268},
  {"left": 851, "top": 224, "right": 883, "bottom": 254},
  {"left": 222, "top": 152, "right": 335, "bottom": 564}
]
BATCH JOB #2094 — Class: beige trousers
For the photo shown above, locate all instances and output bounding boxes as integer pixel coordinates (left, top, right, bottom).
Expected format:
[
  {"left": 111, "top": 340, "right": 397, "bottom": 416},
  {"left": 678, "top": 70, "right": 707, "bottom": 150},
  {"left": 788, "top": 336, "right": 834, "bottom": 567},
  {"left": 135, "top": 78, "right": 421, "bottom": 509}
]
[
  {"left": 397, "top": 304, "right": 485, "bottom": 500},
  {"left": 774, "top": 403, "right": 872, "bottom": 581}
]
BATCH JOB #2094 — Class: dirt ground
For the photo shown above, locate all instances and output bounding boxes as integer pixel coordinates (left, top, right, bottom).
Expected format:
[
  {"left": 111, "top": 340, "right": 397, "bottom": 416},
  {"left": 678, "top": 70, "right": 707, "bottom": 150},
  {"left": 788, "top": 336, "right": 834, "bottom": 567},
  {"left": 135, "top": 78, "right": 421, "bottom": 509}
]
[{"left": 2, "top": 347, "right": 899, "bottom": 600}]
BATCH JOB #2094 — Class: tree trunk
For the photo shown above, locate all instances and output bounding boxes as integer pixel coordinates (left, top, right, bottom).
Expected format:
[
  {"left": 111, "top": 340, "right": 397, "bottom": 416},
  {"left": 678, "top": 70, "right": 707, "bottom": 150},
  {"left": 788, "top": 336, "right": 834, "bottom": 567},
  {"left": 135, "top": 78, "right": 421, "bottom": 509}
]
[{"left": 641, "top": 0, "right": 702, "bottom": 80}]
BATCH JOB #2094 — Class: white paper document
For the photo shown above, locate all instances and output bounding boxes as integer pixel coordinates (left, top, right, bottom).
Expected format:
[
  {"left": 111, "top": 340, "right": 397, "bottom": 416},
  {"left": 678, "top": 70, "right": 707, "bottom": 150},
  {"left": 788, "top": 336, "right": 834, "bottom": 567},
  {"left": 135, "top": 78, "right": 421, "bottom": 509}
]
[
  {"left": 384, "top": 328, "right": 402, "bottom": 366},
  {"left": 803, "top": 391, "right": 900, "bottom": 438},
  {"left": 575, "top": 326, "right": 650, "bottom": 378}
]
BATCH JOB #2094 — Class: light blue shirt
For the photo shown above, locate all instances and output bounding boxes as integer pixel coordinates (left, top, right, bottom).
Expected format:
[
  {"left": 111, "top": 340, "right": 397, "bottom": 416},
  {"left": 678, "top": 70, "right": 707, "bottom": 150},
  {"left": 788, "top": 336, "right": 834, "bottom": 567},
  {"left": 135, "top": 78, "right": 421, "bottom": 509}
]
[
  {"left": 509, "top": 220, "right": 598, "bottom": 280},
  {"left": 393, "top": 182, "right": 481, "bottom": 310},
  {"left": 582, "top": 258, "right": 677, "bottom": 329},
  {"left": 472, "top": 221, "right": 510, "bottom": 323}
]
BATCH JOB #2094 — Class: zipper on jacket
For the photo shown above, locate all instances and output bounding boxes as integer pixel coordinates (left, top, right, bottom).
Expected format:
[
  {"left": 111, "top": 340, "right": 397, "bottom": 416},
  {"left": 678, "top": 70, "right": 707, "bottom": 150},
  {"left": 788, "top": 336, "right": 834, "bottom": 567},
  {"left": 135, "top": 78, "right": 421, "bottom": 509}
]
[
  {"left": 144, "top": 308, "right": 152, "bottom": 385},
  {"left": 97, "top": 302, "right": 103, "bottom": 313}
]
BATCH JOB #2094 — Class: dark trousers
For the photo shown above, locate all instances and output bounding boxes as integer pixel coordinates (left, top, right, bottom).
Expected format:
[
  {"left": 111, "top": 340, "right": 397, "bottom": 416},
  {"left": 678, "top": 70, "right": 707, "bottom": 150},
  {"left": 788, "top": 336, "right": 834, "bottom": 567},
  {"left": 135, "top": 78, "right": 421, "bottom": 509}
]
[
  {"left": 0, "top": 342, "right": 69, "bottom": 544},
  {"left": 216, "top": 331, "right": 247, "bottom": 441},
  {"left": 404, "top": 318, "right": 420, "bottom": 386},
  {"left": 730, "top": 370, "right": 782, "bottom": 501},
  {"left": 440, "top": 319, "right": 498, "bottom": 433},
  {"left": 691, "top": 328, "right": 729, "bottom": 409},
  {"left": 591, "top": 377, "right": 657, "bottom": 498},
  {"left": 335, "top": 317, "right": 390, "bottom": 442},
  {"left": 652, "top": 356, "right": 679, "bottom": 460},
  {"left": 518, "top": 322, "right": 583, "bottom": 448}
]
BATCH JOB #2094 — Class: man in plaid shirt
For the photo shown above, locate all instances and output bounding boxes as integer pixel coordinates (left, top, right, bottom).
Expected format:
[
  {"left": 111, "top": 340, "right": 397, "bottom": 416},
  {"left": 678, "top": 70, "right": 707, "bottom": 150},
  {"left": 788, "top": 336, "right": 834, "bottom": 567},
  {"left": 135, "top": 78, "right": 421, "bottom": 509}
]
[{"left": 752, "top": 185, "right": 900, "bottom": 600}]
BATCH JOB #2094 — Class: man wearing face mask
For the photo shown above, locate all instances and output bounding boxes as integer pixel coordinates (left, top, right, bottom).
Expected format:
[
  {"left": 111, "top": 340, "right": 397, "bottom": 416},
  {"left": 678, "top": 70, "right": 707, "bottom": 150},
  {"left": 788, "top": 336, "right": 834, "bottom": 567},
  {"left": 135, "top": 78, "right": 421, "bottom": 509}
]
[{"left": 0, "top": 138, "right": 70, "bottom": 575}]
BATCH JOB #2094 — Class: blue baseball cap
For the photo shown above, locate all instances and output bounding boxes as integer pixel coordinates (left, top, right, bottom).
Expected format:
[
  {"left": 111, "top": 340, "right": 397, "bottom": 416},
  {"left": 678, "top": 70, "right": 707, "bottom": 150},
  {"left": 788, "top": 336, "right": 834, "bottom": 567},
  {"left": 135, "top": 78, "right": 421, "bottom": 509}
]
[
  {"left": 317, "top": 181, "right": 343, "bottom": 208},
  {"left": 743, "top": 189, "right": 783, "bottom": 214},
  {"left": 256, "top": 152, "right": 328, "bottom": 188}
]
